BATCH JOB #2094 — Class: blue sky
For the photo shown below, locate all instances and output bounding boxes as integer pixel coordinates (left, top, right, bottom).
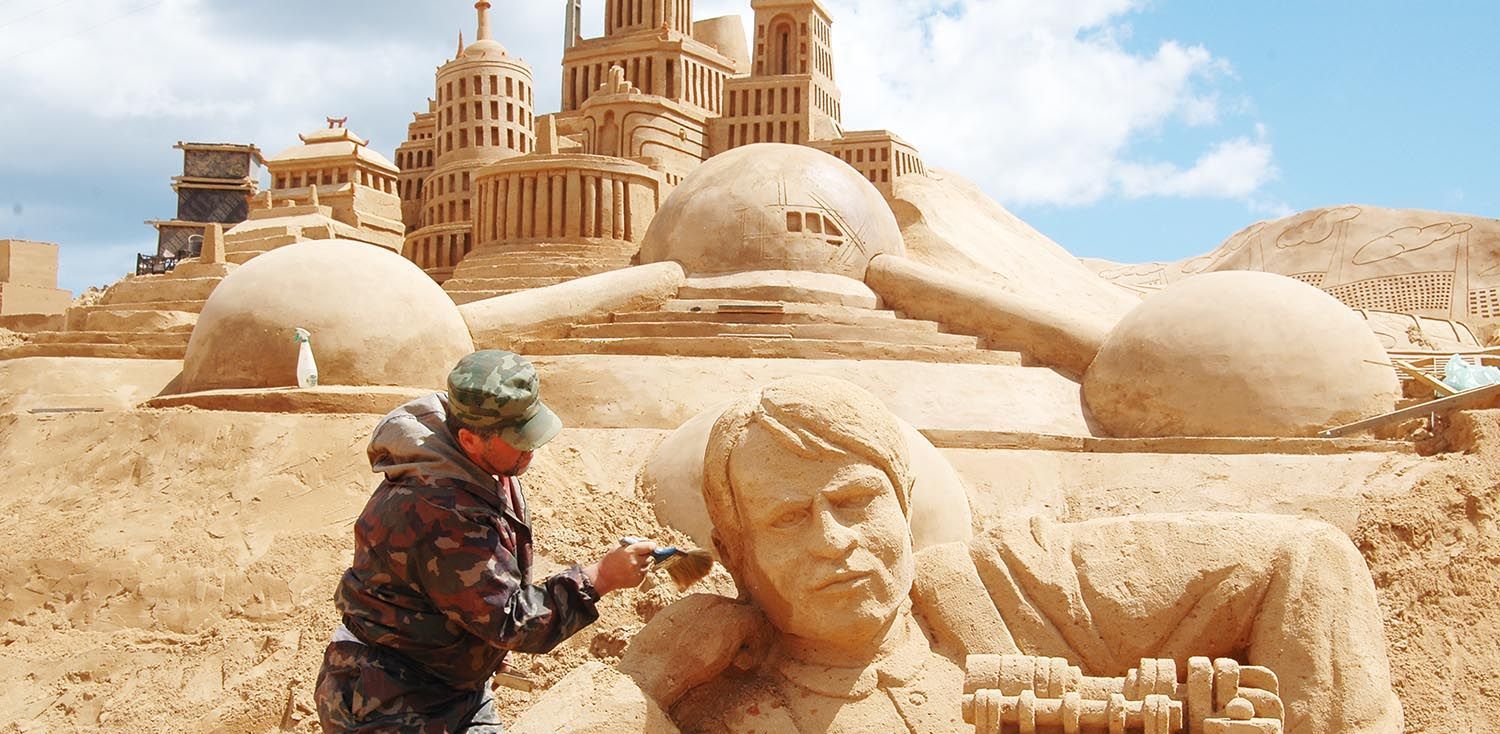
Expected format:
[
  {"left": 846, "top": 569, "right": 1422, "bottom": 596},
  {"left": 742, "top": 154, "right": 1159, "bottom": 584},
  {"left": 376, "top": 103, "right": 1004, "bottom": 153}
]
[
  {"left": 1023, "top": 1, "right": 1498, "bottom": 264},
  {"left": 0, "top": 0, "right": 1495, "bottom": 294}
]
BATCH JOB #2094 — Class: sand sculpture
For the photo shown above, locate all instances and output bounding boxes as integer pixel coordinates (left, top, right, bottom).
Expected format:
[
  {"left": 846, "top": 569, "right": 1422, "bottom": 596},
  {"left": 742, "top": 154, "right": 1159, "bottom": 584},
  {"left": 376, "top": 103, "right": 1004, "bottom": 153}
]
[
  {"left": 399, "top": 1, "right": 541, "bottom": 285},
  {"left": 1083, "top": 272, "right": 1400, "bottom": 438},
  {"left": 1090, "top": 205, "right": 1500, "bottom": 338},
  {"left": 223, "top": 120, "right": 405, "bottom": 259},
  {"left": 396, "top": 0, "right": 934, "bottom": 295},
  {"left": 0, "top": 240, "right": 71, "bottom": 318},
  {"left": 4, "top": 2, "right": 1498, "bottom": 732},
  {"left": 640, "top": 398, "right": 974, "bottom": 553},
  {"left": 176, "top": 239, "right": 472, "bottom": 394},
  {"left": 639, "top": 142, "right": 903, "bottom": 279},
  {"left": 510, "top": 377, "right": 1401, "bottom": 734},
  {"left": 146, "top": 142, "right": 262, "bottom": 259}
]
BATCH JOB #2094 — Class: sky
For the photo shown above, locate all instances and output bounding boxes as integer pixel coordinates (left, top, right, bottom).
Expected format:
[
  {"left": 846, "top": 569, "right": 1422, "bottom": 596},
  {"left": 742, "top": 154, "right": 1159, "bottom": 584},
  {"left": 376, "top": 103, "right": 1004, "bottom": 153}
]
[{"left": 0, "top": 0, "right": 1495, "bottom": 294}]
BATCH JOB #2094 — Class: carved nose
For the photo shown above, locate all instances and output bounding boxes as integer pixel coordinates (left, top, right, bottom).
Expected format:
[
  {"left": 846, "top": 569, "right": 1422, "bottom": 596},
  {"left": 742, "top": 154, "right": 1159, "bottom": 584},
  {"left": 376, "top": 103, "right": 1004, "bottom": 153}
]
[{"left": 810, "top": 508, "right": 858, "bottom": 558}]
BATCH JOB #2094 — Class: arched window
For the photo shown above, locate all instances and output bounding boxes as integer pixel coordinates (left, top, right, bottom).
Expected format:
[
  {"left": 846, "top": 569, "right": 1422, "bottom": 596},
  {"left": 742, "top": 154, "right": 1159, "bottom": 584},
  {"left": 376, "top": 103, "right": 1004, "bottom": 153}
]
[{"left": 772, "top": 18, "right": 794, "bottom": 75}]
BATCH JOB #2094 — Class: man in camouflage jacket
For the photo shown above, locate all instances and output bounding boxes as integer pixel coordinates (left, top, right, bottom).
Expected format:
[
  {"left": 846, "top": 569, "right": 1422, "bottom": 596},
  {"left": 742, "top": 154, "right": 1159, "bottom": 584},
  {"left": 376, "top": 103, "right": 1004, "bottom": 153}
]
[{"left": 315, "top": 350, "right": 656, "bottom": 733}]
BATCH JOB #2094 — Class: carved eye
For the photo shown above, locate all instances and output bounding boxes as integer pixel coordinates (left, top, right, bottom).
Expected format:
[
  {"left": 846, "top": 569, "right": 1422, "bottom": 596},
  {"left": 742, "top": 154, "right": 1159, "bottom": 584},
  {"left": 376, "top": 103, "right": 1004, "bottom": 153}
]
[
  {"left": 773, "top": 509, "right": 808, "bottom": 529},
  {"left": 833, "top": 491, "right": 875, "bottom": 511}
]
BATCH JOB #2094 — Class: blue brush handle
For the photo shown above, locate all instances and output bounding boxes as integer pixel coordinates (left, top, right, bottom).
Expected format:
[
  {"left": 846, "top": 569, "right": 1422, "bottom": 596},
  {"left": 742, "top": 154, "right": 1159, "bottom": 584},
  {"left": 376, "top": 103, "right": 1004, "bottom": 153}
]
[{"left": 620, "top": 536, "right": 681, "bottom": 563}]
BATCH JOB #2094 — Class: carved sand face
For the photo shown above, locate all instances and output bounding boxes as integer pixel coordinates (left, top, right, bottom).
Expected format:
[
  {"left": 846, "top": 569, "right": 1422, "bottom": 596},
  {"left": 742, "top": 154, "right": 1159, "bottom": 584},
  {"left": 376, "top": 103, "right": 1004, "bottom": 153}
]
[{"left": 727, "top": 424, "right": 915, "bottom": 648}]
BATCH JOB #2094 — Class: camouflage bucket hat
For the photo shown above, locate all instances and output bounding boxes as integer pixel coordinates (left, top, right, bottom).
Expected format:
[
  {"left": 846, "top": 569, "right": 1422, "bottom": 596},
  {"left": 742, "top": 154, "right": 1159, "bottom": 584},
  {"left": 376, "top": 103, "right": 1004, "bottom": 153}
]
[{"left": 446, "top": 350, "right": 563, "bottom": 451}]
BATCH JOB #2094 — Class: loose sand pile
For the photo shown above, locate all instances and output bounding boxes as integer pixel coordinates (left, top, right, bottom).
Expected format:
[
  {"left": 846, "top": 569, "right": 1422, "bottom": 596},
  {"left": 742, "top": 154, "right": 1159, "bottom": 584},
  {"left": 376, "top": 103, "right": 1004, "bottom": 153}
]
[
  {"left": 0, "top": 328, "right": 25, "bottom": 349},
  {"left": 1354, "top": 410, "right": 1500, "bottom": 733},
  {"left": 71, "top": 286, "right": 105, "bottom": 308},
  {"left": 0, "top": 403, "right": 1496, "bottom": 732}
]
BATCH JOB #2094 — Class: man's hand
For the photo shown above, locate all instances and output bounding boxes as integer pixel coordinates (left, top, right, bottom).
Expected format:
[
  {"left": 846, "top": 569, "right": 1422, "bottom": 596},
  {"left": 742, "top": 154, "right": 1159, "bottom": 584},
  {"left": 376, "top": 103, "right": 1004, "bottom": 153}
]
[
  {"left": 584, "top": 540, "right": 657, "bottom": 595},
  {"left": 620, "top": 594, "right": 772, "bottom": 709}
]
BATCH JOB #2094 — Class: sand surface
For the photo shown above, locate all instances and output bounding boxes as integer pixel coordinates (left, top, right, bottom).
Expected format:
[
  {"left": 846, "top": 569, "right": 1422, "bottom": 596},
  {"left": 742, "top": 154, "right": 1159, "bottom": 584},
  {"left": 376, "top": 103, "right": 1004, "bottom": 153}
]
[{"left": 0, "top": 405, "right": 1496, "bottom": 732}]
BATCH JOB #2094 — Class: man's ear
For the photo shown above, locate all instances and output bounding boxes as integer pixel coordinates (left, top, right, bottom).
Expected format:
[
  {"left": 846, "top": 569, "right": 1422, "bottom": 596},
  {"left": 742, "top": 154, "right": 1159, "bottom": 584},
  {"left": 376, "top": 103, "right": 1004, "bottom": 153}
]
[{"left": 455, "top": 426, "right": 482, "bottom": 456}]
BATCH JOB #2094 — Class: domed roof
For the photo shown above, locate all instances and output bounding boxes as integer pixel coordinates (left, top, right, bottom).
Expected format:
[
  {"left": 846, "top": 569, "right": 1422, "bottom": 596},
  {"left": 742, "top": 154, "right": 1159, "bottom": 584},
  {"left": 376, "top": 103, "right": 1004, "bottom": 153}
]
[
  {"left": 638, "top": 144, "right": 904, "bottom": 279},
  {"left": 180, "top": 240, "right": 473, "bottom": 392},
  {"left": 1083, "top": 271, "right": 1399, "bottom": 438},
  {"left": 464, "top": 38, "right": 508, "bottom": 59}
]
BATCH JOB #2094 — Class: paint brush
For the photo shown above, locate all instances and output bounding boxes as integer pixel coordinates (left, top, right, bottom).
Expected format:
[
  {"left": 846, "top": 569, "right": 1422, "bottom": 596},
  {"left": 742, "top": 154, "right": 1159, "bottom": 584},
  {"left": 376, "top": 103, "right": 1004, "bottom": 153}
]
[{"left": 620, "top": 537, "right": 715, "bottom": 591}]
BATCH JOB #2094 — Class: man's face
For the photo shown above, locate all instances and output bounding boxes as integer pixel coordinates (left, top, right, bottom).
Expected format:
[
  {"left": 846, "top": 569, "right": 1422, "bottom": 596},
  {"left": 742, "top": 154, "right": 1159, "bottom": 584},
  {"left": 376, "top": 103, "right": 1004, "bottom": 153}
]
[
  {"left": 726, "top": 425, "right": 915, "bottom": 647},
  {"left": 460, "top": 429, "right": 534, "bottom": 477}
]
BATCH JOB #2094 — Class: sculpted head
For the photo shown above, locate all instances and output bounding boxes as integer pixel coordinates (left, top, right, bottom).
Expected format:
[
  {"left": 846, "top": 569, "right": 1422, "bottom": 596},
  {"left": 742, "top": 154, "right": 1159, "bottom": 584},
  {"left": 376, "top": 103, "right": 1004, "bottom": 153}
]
[{"left": 703, "top": 376, "right": 915, "bottom": 647}]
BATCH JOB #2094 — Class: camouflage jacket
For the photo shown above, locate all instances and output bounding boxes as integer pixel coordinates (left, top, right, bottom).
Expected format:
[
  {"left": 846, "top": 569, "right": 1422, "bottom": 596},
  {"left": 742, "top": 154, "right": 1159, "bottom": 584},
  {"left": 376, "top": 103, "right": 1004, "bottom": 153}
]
[{"left": 334, "top": 393, "right": 601, "bottom": 692}]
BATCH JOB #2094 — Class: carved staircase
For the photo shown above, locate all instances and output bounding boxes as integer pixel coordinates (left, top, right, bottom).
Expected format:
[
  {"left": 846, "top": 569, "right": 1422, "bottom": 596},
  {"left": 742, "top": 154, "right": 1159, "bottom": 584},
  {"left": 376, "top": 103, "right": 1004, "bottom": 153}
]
[
  {"left": 442, "top": 239, "right": 638, "bottom": 305},
  {"left": 516, "top": 279, "right": 1022, "bottom": 366}
]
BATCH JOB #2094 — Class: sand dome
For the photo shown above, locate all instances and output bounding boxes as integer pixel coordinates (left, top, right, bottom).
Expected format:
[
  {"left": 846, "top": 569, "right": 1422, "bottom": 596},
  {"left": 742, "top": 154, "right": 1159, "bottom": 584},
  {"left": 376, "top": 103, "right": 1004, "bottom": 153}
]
[
  {"left": 179, "top": 240, "right": 474, "bottom": 392},
  {"left": 1083, "top": 271, "right": 1399, "bottom": 438},
  {"left": 638, "top": 143, "right": 904, "bottom": 279}
]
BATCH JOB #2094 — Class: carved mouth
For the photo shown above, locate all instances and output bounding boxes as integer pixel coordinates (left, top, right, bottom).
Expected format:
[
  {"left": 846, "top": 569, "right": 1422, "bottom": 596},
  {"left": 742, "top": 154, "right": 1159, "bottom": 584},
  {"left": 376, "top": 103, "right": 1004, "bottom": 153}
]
[{"left": 813, "top": 571, "right": 873, "bottom": 592}]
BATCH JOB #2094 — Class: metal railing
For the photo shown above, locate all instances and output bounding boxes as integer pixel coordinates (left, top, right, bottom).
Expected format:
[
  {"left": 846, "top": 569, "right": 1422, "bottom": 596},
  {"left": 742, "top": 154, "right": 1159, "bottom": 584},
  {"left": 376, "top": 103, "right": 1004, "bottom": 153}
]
[{"left": 136, "top": 253, "right": 181, "bottom": 276}]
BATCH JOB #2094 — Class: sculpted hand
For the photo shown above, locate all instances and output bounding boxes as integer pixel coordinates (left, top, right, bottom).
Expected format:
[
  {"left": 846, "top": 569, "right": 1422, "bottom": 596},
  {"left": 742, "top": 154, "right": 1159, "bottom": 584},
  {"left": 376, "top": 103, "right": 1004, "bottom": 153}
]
[
  {"left": 585, "top": 540, "right": 657, "bottom": 595},
  {"left": 619, "top": 594, "right": 772, "bottom": 709}
]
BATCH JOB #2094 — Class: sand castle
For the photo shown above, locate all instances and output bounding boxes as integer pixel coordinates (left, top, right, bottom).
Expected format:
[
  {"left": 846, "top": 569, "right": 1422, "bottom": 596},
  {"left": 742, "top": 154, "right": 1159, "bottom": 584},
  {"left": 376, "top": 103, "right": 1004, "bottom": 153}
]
[{"left": 2, "top": 2, "right": 1499, "bottom": 733}]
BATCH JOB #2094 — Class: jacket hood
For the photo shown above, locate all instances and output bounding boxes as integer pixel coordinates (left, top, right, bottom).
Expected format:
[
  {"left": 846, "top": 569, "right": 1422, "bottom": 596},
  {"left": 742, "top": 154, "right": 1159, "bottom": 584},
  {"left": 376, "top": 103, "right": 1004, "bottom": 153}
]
[{"left": 367, "top": 393, "right": 498, "bottom": 492}]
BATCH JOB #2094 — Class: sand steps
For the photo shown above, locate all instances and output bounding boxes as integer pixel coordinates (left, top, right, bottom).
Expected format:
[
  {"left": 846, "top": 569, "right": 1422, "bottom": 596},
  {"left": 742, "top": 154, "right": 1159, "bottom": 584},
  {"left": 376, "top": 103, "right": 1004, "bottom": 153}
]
[
  {"left": 675, "top": 282, "right": 877, "bottom": 308},
  {"left": 517, "top": 289, "right": 1022, "bottom": 365},
  {"left": 28, "top": 330, "right": 190, "bottom": 347},
  {"left": 0, "top": 342, "right": 186, "bottom": 360},
  {"left": 100, "top": 276, "right": 223, "bottom": 305},
  {"left": 443, "top": 240, "right": 639, "bottom": 304},
  {"left": 517, "top": 335, "right": 1019, "bottom": 364},
  {"left": 2, "top": 268, "right": 228, "bottom": 362},
  {"left": 568, "top": 320, "right": 973, "bottom": 346}
]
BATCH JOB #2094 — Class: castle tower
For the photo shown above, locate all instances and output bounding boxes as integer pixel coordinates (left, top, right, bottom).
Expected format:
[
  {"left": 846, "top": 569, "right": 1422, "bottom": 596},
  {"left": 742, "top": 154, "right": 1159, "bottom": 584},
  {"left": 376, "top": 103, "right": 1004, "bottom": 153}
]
[
  {"left": 403, "top": 1, "right": 537, "bottom": 283},
  {"left": 564, "top": 0, "right": 583, "bottom": 50},
  {"left": 560, "top": 0, "right": 736, "bottom": 117},
  {"left": 395, "top": 100, "right": 438, "bottom": 233},
  {"left": 711, "top": 0, "right": 842, "bottom": 152},
  {"left": 604, "top": 0, "right": 693, "bottom": 38}
]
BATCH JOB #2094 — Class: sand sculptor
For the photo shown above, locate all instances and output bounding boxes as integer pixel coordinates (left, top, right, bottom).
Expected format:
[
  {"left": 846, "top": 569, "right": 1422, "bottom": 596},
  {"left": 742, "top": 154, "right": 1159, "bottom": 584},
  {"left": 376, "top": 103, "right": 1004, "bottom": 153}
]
[
  {"left": 314, "top": 350, "right": 659, "bottom": 733},
  {"left": 608, "top": 376, "right": 1402, "bottom": 734}
]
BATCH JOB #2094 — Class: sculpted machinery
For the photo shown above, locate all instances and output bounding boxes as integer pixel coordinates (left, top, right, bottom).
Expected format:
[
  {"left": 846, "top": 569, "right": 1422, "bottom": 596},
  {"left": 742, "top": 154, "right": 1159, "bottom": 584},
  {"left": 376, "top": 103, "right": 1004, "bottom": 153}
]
[{"left": 962, "top": 655, "right": 1285, "bottom": 734}]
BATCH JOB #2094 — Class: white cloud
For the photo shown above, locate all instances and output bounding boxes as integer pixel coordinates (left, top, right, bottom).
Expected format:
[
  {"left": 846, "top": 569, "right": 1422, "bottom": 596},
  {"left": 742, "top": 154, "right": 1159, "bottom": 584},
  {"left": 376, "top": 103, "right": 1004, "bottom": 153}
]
[
  {"left": 824, "top": 0, "right": 1273, "bottom": 206},
  {"left": 0, "top": 0, "right": 440, "bottom": 171},
  {"left": 1115, "top": 127, "right": 1277, "bottom": 199}
]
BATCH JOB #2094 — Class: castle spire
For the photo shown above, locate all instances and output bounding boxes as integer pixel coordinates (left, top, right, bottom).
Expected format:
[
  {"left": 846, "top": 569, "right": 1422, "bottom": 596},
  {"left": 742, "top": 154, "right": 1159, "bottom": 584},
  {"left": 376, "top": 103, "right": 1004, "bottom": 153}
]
[
  {"left": 475, "top": 1, "right": 493, "bottom": 41},
  {"left": 456, "top": 31, "right": 466, "bottom": 58}
]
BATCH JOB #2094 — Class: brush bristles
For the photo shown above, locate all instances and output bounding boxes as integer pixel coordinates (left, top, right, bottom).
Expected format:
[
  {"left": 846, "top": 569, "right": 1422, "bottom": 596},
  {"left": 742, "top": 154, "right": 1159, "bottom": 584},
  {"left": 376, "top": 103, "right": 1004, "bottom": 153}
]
[{"left": 658, "top": 549, "right": 714, "bottom": 591}]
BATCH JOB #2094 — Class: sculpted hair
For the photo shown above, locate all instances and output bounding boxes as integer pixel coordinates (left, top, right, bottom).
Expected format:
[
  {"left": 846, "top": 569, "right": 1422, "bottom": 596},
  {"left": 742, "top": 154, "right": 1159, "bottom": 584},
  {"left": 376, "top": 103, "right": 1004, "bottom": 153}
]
[{"left": 702, "top": 377, "right": 912, "bottom": 591}]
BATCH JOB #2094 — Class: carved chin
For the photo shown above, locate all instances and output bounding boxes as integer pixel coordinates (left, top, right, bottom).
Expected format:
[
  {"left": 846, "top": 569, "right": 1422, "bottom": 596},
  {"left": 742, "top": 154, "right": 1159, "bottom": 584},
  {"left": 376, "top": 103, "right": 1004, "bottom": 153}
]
[{"left": 781, "top": 586, "right": 904, "bottom": 640}]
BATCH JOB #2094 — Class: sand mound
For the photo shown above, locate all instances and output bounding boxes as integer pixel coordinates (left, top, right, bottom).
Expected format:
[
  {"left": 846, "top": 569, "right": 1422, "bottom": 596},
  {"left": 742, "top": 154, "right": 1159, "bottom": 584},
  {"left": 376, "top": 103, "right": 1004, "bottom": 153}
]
[
  {"left": 0, "top": 328, "right": 24, "bottom": 349},
  {"left": 1088, "top": 204, "right": 1500, "bottom": 337},
  {"left": 1353, "top": 409, "right": 1500, "bottom": 733}
]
